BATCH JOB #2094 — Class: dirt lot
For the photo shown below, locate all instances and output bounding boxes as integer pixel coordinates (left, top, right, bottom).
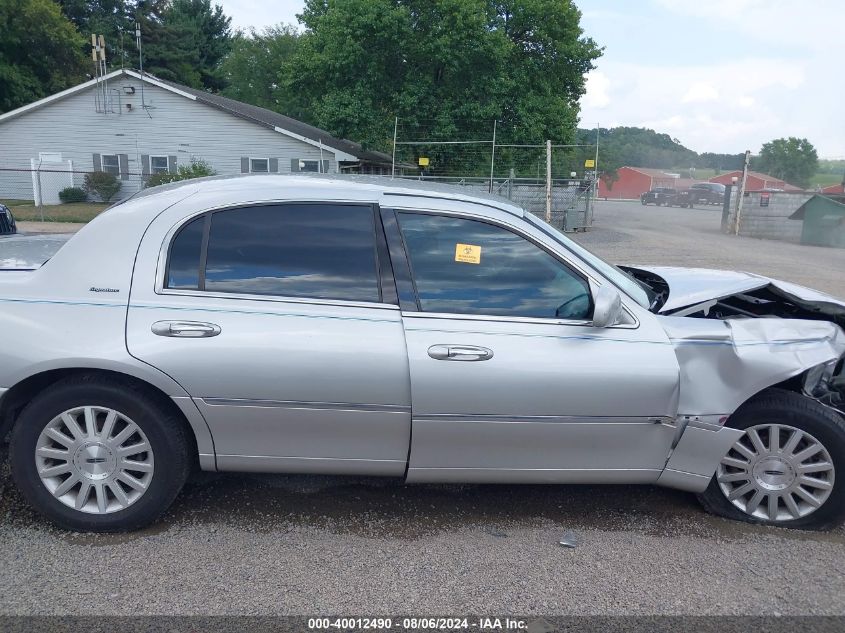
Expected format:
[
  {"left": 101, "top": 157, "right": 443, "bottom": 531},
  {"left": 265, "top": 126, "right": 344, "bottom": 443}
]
[{"left": 1, "top": 200, "right": 844, "bottom": 617}]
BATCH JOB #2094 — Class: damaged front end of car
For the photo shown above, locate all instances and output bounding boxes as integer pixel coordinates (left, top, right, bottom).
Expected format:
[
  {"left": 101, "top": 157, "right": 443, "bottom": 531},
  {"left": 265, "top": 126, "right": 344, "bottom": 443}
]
[{"left": 624, "top": 265, "right": 845, "bottom": 420}]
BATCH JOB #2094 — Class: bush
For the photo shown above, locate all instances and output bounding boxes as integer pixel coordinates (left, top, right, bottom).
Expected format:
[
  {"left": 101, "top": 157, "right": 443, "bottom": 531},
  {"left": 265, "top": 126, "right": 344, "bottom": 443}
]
[
  {"left": 58, "top": 187, "right": 87, "bottom": 203},
  {"left": 146, "top": 159, "right": 216, "bottom": 188},
  {"left": 84, "top": 171, "right": 121, "bottom": 202}
]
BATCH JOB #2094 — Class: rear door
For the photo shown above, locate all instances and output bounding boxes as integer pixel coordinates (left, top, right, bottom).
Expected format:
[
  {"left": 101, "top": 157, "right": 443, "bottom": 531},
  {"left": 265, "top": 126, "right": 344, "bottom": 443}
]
[
  {"left": 127, "top": 202, "right": 411, "bottom": 475},
  {"left": 383, "top": 207, "right": 681, "bottom": 484}
]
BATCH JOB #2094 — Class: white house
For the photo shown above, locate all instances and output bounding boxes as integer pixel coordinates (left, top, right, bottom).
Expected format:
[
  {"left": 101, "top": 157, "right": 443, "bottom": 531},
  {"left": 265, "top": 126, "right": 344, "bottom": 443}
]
[{"left": 0, "top": 69, "right": 394, "bottom": 203}]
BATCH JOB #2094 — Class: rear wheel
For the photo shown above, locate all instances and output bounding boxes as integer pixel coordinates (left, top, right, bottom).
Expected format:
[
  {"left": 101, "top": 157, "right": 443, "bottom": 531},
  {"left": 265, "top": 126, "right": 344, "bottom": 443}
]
[
  {"left": 10, "top": 375, "right": 191, "bottom": 532},
  {"left": 698, "top": 389, "right": 845, "bottom": 530}
]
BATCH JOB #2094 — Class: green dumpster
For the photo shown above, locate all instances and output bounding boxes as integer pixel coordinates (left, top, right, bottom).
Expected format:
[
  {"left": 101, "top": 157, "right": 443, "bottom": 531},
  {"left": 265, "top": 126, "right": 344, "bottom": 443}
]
[{"left": 790, "top": 195, "right": 845, "bottom": 248}]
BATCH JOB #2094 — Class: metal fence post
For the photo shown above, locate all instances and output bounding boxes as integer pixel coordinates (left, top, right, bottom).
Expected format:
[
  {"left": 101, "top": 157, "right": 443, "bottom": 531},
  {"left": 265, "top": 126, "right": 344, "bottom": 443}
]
[{"left": 545, "top": 140, "right": 552, "bottom": 223}]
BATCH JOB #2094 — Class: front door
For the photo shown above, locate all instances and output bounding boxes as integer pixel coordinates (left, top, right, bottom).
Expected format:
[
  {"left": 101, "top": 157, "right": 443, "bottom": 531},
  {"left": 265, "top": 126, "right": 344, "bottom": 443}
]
[
  {"left": 385, "top": 208, "right": 681, "bottom": 483},
  {"left": 127, "top": 202, "right": 411, "bottom": 475}
]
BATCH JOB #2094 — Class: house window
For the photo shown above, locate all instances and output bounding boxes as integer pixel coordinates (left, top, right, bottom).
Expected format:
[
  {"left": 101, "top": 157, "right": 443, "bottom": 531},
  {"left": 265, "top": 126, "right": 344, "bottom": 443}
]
[
  {"left": 101, "top": 154, "right": 120, "bottom": 176},
  {"left": 299, "top": 159, "right": 321, "bottom": 173},
  {"left": 250, "top": 158, "right": 269, "bottom": 173},
  {"left": 150, "top": 156, "right": 169, "bottom": 174}
]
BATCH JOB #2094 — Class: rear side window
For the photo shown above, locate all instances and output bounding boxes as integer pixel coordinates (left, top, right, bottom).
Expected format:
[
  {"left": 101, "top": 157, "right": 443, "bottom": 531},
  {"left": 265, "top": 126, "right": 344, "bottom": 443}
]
[
  {"left": 397, "top": 213, "right": 592, "bottom": 319},
  {"left": 185, "top": 203, "right": 381, "bottom": 302},
  {"left": 166, "top": 215, "right": 205, "bottom": 289}
]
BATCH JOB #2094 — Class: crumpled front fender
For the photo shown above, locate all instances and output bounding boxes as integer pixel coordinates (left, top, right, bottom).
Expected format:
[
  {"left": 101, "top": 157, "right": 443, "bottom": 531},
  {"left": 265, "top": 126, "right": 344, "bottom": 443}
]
[
  {"left": 653, "top": 316, "right": 845, "bottom": 493},
  {"left": 658, "top": 316, "right": 845, "bottom": 416}
]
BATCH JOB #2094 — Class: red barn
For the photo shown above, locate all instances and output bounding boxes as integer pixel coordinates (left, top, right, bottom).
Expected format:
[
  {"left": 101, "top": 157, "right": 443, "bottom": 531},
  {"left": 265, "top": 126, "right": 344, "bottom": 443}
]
[
  {"left": 821, "top": 183, "right": 845, "bottom": 195},
  {"left": 709, "top": 171, "right": 801, "bottom": 191},
  {"left": 598, "top": 166, "right": 693, "bottom": 199}
]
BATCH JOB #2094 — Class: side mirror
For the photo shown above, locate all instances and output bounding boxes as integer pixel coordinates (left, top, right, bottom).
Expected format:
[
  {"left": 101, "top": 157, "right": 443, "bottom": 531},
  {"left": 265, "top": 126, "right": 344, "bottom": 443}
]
[{"left": 592, "top": 285, "right": 623, "bottom": 328}]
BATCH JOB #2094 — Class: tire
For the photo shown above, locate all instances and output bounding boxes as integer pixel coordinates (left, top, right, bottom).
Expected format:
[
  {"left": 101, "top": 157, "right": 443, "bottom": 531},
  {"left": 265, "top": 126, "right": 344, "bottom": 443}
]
[
  {"left": 641, "top": 199, "right": 647, "bottom": 205},
  {"left": 9, "top": 374, "right": 191, "bottom": 532},
  {"left": 697, "top": 389, "right": 845, "bottom": 530}
]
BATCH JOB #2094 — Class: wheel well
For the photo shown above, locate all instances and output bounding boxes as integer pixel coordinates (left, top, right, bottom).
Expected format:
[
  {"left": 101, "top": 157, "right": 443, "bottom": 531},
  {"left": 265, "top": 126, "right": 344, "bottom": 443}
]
[{"left": 0, "top": 369, "right": 198, "bottom": 461}]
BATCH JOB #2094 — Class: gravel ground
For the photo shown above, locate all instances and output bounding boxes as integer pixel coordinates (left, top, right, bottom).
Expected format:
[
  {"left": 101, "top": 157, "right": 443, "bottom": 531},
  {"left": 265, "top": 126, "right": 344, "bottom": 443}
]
[{"left": 1, "top": 201, "right": 844, "bottom": 616}]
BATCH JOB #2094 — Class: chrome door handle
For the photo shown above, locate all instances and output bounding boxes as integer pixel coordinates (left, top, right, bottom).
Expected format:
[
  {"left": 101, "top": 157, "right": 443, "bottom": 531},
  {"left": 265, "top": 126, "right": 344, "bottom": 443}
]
[
  {"left": 151, "top": 321, "right": 221, "bottom": 338},
  {"left": 427, "top": 345, "right": 493, "bottom": 362}
]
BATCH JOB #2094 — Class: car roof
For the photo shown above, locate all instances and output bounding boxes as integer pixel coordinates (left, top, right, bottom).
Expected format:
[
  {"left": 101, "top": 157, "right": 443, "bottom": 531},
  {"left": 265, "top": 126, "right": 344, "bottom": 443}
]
[{"left": 116, "top": 173, "right": 525, "bottom": 218}]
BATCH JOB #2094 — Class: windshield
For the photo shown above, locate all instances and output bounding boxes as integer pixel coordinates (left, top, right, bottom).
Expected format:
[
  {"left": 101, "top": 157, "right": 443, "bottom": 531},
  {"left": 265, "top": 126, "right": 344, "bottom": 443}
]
[{"left": 523, "top": 213, "right": 654, "bottom": 309}]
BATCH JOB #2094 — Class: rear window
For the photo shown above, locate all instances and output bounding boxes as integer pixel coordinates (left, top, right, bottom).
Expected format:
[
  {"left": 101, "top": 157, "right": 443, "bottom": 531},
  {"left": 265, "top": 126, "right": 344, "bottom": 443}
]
[{"left": 166, "top": 203, "right": 381, "bottom": 303}]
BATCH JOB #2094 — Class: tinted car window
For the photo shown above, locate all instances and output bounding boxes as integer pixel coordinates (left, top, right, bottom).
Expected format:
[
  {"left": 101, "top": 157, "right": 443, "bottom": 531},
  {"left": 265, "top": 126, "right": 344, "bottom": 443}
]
[
  {"left": 166, "top": 215, "right": 205, "bottom": 289},
  {"left": 397, "top": 213, "right": 591, "bottom": 319},
  {"left": 203, "top": 204, "right": 380, "bottom": 302}
]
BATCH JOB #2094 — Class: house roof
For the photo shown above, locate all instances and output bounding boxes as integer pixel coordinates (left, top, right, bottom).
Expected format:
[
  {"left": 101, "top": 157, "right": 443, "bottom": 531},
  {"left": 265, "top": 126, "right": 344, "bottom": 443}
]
[
  {"left": 822, "top": 183, "right": 845, "bottom": 194},
  {"left": 789, "top": 194, "right": 845, "bottom": 220},
  {"left": 620, "top": 166, "right": 684, "bottom": 178},
  {"left": 0, "top": 69, "right": 393, "bottom": 166},
  {"left": 709, "top": 170, "right": 802, "bottom": 190}
]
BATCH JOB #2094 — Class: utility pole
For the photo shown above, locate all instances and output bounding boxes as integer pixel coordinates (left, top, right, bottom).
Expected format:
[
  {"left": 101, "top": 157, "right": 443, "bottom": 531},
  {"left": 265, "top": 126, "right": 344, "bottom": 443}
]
[
  {"left": 733, "top": 150, "right": 751, "bottom": 235},
  {"left": 545, "top": 139, "right": 552, "bottom": 223},
  {"left": 488, "top": 119, "right": 497, "bottom": 193},
  {"left": 391, "top": 116, "right": 398, "bottom": 179}
]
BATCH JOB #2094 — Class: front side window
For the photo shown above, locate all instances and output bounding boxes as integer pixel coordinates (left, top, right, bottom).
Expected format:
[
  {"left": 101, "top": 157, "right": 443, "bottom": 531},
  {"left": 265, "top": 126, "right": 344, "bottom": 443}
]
[
  {"left": 101, "top": 154, "right": 119, "bottom": 175},
  {"left": 191, "top": 204, "right": 381, "bottom": 302},
  {"left": 150, "top": 156, "right": 169, "bottom": 174},
  {"left": 397, "top": 213, "right": 592, "bottom": 320},
  {"left": 250, "top": 158, "right": 269, "bottom": 173}
]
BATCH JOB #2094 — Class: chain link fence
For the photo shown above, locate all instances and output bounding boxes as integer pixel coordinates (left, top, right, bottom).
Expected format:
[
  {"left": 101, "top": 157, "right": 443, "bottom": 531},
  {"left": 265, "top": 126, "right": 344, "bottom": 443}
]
[{"left": 0, "top": 161, "right": 145, "bottom": 223}]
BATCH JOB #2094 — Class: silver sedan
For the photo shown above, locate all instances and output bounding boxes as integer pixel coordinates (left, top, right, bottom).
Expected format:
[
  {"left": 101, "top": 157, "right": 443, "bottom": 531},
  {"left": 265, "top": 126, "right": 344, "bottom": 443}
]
[{"left": 0, "top": 175, "right": 843, "bottom": 532}]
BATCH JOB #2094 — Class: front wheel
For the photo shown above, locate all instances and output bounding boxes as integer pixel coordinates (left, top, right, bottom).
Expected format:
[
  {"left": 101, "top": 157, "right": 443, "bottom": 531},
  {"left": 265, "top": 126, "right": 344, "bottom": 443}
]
[
  {"left": 10, "top": 375, "right": 192, "bottom": 532},
  {"left": 697, "top": 389, "right": 845, "bottom": 530}
]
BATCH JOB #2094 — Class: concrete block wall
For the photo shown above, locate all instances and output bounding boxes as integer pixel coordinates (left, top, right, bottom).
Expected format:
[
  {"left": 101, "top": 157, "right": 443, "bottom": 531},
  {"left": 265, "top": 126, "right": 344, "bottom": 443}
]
[{"left": 725, "top": 190, "right": 809, "bottom": 243}]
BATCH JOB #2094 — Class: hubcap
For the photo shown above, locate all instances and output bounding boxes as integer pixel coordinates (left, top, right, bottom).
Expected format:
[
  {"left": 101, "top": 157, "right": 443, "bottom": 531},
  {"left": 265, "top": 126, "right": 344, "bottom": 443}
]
[
  {"left": 717, "top": 423, "right": 835, "bottom": 521},
  {"left": 35, "top": 406, "right": 154, "bottom": 514}
]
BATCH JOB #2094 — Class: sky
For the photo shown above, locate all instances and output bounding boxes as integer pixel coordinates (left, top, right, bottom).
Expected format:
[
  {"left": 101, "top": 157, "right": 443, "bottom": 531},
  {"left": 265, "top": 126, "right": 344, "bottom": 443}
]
[{"left": 215, "top": 0, "right": 845, "bottom": 158}]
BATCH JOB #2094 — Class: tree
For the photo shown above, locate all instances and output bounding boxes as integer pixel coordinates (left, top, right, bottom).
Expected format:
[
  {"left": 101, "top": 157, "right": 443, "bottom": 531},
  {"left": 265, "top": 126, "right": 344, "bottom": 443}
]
[
  {"left": 57, "top": 0, "right": 134, "bottom": 68},
  {"left": 286, "top": 0, "right": 601, "bottom": 170},
  {"left": 167, "top": 0, "right": 232, "bottom": 90},
  {"left": 0, "top": 0, "right": 87, "bottom": 112},
  {"left": 133, "top": 0, "right": 231, "bottom": 89},
  {"left": 221, "top": 25, "right": 300, "bottom": 109},
  {"left": 755, "top": 137, "right": 818, "bottom": 189}
]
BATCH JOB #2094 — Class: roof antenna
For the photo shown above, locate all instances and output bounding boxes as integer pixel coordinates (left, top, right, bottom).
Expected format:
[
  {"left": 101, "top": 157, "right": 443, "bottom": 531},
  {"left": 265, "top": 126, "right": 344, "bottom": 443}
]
[{"left": 135, "top": 21, "right": 147, "bottom": 113}]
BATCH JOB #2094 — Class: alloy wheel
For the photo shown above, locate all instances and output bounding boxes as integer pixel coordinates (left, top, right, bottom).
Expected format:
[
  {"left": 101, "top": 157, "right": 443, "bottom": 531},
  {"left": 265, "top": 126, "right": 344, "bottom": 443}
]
[
  {"left": 34, "top": 406, "right": 155, "bottom": 514},
  {"left": 717, "top": 423, "right": 835, "bottom": 521}
]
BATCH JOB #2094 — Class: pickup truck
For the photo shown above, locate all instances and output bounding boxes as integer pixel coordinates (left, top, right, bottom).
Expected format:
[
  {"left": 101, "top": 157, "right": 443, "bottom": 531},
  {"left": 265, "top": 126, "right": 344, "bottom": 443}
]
[
  {"left": 1, "top": 175, "right": 843, "bottom": 532},
  {"left": 641, "top": 188, "right": 695, "bottom": 208}
]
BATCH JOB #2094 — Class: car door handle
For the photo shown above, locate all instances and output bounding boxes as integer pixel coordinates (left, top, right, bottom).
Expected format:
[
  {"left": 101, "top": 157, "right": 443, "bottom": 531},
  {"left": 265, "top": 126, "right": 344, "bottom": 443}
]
[
  {"left": 151, "top": 320, "right": 221, "bottom": 338},
  {"left": 427, "top": 345, "right": 493, "bottom": 361}
]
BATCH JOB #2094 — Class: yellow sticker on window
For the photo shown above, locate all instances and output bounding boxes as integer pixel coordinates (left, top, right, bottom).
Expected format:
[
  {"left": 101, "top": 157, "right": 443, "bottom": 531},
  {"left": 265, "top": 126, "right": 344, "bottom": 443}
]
[{"left": 455, "top": 243, "right": 481, "bottom": 264}]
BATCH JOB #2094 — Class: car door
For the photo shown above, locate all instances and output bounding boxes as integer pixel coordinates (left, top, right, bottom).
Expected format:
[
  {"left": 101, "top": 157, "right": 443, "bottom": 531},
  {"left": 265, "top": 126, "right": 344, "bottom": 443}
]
[
  {"left": 127, "top": 202, "right": 411, "bottom": 475},
  {"left": 382, "top": 207, "right": 682, "bottom": 483}
]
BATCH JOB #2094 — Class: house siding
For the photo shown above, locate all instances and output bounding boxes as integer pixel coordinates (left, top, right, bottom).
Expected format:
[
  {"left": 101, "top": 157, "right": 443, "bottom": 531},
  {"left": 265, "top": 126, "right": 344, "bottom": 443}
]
[{"left": 0, "top": 77, "right": 339, "bottom": 201}]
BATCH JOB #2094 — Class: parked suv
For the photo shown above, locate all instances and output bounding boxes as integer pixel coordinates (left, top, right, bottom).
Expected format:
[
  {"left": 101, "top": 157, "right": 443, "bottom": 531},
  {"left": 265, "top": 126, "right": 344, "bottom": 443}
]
[
  {"left": 0, "top": 204, "right": 16, "bottom": 235},
  {"left": 689, "top": 182, "right": 726, "bottom": 205}
]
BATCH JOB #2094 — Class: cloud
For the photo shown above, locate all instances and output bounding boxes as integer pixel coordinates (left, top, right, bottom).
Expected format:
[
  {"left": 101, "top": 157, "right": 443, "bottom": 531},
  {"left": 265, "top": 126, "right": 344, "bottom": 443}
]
[
  {"left": 583, "top": 71, "right": 611, "bottom": 109},
  {"left": 681, "top": 82, "right": 719, "bottom": 104},
  {"left": 580, "top": 57, "right": 819, "bottom": 154}
]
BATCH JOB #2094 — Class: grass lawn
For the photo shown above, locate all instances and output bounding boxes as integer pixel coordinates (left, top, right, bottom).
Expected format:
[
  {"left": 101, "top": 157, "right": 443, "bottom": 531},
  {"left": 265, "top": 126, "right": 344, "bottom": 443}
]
[
  {"left": 3, "top": 200, "right": 108, "bottom": 223},
  {"left": 810, "top": 172, "right": 843, "bottom": 188}
]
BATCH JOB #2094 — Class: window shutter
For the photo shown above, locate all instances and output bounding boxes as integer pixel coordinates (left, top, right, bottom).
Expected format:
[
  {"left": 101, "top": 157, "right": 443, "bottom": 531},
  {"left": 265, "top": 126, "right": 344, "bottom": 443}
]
[
  {"left": 241, "top": 157, "right": 249, "bottom": 173},
  {"left": 168, "top": 155, "right": 177, "bottom": 174},
  {"left": 322, "top": 160, "right": 330, "bottom": 174},
  {"left": 141, "top": 155, "right": 150, "bottom": 176},
  {"left": 290, "top": 158, "right": 300, "bottom": 173},
  {"left": 269, "top": 158, "right": 279, "bottom": 173},
  {"left": 92, "top": 153, "right": 102, "bottom": 171},
  {"left": 118, "top": 153, "right": 129, "bottom": 180}
]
